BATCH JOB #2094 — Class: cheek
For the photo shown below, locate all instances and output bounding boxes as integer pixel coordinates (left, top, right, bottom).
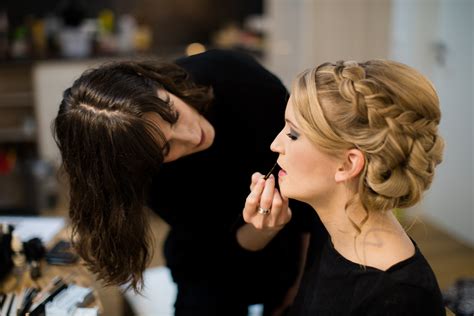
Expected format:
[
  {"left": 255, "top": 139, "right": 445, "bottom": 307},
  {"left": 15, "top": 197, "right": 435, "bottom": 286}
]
[
  {"left": 281, "top": 147, "right": 336, "bottom": 200},
  {"left": 288, "top": 144, "right": 318, "bottom": 173},
  {"left": 163, "top": 153, "right": 179, "bottom": 163},
  {"left": 279, "top": 146, "right": 314, "bottom": 194},
  {"left": 163, "top": 145, "right": 187, "bottom": 162}
]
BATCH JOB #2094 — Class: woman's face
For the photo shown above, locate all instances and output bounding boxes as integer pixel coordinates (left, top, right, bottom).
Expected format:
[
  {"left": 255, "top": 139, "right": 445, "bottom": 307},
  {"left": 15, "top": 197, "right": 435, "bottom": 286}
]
[
  {"left": 145, "top": 90, "right": 215, "bottom": 162},
  {"left": 270, "top": 97, "right": 340, "bottom": 205}
]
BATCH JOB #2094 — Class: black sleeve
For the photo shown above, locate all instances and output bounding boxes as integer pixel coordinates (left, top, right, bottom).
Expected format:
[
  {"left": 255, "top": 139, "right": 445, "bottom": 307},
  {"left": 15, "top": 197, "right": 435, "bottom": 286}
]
[{"left": 175, "top": 48, "right": 286, "bottom": 90}]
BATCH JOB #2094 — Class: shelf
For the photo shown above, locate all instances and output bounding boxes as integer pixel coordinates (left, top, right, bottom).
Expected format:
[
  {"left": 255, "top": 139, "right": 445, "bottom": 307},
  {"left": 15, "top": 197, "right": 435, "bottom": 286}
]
[
  {"left": 0, "top": 128, "right": 36, "bottom": 143},
  {"left": 0, "top": 92, "right": 34, "bottom": 108}
]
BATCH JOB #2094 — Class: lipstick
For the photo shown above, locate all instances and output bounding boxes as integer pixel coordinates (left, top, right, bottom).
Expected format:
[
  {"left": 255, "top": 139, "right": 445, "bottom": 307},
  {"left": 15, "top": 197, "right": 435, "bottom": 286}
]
[{"left": 264, "top": 161, "right": 278, "bottom": 180}]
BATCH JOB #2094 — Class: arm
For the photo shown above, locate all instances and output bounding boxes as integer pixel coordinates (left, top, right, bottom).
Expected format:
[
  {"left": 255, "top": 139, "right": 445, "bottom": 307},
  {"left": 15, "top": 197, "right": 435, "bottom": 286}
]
[{"left": 236, "top": 222, "right": 281, "bottom": 252}]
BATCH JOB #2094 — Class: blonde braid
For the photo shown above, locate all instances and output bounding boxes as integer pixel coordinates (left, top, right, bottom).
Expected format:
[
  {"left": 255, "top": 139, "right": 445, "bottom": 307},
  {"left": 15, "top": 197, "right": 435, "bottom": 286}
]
[{"left": 293, "top": 60, "right": 444, "bottom": 213}]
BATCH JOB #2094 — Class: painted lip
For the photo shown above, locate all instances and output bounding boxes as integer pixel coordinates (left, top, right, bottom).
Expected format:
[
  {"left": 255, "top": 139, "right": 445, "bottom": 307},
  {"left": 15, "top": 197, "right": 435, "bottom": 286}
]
[
  {"left": 278, "top": 169, "right": 287, "bottom": 178},
  {"left": 196, "top": 128, "right": 205, "bottom": 147}
]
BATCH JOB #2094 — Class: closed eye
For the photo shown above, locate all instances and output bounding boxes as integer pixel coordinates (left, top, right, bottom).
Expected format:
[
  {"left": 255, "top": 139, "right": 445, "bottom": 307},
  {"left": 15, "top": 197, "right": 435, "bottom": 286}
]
[{"left": 162, "top": 140, "right": 171, "bottom": 156}]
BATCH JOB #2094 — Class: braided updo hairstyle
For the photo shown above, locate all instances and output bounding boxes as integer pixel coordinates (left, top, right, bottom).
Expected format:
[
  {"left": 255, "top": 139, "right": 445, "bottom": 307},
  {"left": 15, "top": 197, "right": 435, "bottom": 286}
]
[{"left": 291, "top": 60, "right": 444, "bottom": 213}]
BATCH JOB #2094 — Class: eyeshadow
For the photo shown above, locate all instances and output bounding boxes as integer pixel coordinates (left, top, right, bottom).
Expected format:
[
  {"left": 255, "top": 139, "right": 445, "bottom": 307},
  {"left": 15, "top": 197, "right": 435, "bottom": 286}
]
[{"left": 263, "top": 161, "right": 278, "bottom": 180}]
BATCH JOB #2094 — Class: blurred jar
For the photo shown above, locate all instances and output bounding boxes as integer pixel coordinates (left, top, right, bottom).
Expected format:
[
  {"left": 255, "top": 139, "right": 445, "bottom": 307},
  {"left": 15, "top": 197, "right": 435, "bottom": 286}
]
[
  {"left": 58, "top": 27, "right": 92, "bottom": 58},
  {"left": 11, "top": 26, "right": 29, "bottom": 59},
  {"left": 134, "top": 24, "right": 152, "bottom": 53},
  {"left": 31, "top": 19, "right": 47, "bottom": 58},
  {"left": 117, "top": 14, "right": 137, "bottom": 54}
]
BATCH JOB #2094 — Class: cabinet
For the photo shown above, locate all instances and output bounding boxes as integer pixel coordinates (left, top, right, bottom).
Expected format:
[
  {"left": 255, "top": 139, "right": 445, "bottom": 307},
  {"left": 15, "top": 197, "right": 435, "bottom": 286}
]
[
  {"left": 0, "top": 62, "right": 40, "bottom": 214},
  {"left": 0, "top": 60, "right": 99, "bottom": 214}
]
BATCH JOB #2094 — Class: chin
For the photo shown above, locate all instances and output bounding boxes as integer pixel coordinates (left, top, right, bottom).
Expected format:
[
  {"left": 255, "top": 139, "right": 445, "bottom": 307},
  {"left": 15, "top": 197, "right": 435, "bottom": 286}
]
[
  {"left": 279, "top": 185, "right": 294, "bottom": 199},
  {"left": 281, "top": 186, "right": 307, "bottom": 203}
]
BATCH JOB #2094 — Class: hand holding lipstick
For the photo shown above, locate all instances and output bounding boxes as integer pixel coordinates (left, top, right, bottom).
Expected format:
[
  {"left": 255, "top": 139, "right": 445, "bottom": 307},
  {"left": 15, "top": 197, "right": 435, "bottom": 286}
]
[{"left": 242, "top": 172, "right": 292, "bottom": 232}]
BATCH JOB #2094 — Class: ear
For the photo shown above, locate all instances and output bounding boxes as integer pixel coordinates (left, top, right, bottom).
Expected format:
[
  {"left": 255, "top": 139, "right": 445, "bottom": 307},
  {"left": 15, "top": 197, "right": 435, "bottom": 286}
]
[{"left": 335, "top": 149, "right": 365, "bottom": 183}]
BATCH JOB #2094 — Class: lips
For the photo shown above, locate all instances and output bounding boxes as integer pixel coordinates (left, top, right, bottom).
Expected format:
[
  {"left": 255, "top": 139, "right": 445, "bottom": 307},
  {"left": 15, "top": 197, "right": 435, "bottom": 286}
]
[
  {"left": 278, "top": 169, "right": 287, "bottom": 177},
  {"left": 197, "top": 128, "right": 205, "bottom": 147}
]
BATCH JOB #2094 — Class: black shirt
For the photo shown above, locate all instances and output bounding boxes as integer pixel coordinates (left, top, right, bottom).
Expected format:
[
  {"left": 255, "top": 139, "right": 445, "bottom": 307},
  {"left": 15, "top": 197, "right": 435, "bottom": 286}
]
[
  {"left": 290, "top": 235, "right": 446, "bottom": 315},
  {"left": 148, "top": 49, "right": 320, "bottom": 301}
]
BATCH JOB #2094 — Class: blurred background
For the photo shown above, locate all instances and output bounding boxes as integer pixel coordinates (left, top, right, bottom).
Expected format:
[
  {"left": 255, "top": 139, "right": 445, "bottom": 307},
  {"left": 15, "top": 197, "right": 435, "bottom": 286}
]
[{"left": 0, "top": 0, "right": 472, "bottom": 315}]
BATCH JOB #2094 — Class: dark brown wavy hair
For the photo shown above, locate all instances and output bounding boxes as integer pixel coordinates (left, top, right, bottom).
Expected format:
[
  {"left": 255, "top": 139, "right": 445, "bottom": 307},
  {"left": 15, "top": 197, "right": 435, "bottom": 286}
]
[{"left": 53, "top": 60, "right": 213, "bottom": 292}]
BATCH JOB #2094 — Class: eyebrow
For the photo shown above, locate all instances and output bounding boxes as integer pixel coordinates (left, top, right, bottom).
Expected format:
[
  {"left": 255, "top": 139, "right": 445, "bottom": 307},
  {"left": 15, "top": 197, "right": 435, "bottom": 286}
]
[{"left": 285, "top": 118, "right": 300, "bottom": 130}]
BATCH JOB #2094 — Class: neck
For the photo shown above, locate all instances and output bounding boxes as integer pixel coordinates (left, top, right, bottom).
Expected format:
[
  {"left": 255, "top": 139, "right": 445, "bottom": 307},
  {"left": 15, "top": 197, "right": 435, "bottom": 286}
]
[{"left": 309, "top": 193, "right": 406, "bottom": 265}]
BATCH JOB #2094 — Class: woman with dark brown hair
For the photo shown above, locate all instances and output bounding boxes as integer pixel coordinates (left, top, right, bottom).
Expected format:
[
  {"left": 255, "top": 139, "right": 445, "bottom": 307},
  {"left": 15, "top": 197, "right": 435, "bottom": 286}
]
[{"left": 53, "top": 49, "right": 320, "bottom": 316}]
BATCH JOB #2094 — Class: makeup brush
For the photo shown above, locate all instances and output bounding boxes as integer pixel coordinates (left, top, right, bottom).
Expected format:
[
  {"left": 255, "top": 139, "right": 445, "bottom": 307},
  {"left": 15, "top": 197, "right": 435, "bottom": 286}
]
[{"left": 263, "top": 161, "right": 278, "bottom": 180}]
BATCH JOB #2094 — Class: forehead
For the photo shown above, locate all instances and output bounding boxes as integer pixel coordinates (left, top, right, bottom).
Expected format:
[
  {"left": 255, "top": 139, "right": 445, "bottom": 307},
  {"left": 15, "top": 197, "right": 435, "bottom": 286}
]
[
  {"left": 157, "top": 89, "right": 168, "bottom": 100},
  {"left": 144, "top": 88, "right": 175, "bottom": 138},
  {"left": 285, "top": 96, "right": 296, "bottom": 120}
]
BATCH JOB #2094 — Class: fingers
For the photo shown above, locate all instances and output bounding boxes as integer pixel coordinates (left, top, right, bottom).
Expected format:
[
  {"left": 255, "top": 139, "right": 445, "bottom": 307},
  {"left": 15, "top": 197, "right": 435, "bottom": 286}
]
[
  {"left": 248, "top": 172, "right": 275, "bottom": 209},
  {"left": 243, "top": 174, "right": 292, "bottom": 232},
  {"left": 271, "top": 187, "right": 283, "bottom": 212},
  {"left": 243, "top": 175, "right": 275, "bottom": 223},
  {"left": 259, "top": 175, "right": 275, "bottom": 211},
  {"left": 244, "top": 177, "right": 266, "bottom": 218},
  {"left": 274, "top": 188, "right": 291, "bottom": 222},
  {"left": 250, "top": 172, "right": 263, "bottom": 191}
]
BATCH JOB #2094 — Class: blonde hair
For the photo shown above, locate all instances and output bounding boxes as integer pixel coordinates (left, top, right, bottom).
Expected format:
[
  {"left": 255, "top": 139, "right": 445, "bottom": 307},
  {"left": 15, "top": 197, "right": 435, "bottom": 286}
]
[{"left": 292, "top": 60, "right": 444, "bottom": 213}]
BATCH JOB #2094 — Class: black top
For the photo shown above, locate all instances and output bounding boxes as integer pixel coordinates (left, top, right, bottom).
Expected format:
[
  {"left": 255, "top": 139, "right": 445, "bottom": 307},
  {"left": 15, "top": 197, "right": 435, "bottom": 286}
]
[
  {"left": 290, "top": 235, "right": 446, "bottom": 315},
  {"left": 148, "top": 49, "right": 320, "bottom": 301}
]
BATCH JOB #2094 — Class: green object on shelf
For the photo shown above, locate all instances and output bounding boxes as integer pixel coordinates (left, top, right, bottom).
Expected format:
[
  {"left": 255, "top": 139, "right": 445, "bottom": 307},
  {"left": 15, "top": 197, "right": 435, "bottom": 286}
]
[{"left": 13, "top": 26, "right": 27, "bottom": 40}]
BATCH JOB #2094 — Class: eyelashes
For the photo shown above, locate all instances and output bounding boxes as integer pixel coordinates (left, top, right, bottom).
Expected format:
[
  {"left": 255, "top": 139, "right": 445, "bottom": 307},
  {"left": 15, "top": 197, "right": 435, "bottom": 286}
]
[
  {"left": 284, "top": 122, "right": 299, "bottom": 140},
  {"left": 170, "top": 102, "right": 180, "bottom": 123},
  {"left": 286, "top": 132, "right": 299, "bottom": 140}
]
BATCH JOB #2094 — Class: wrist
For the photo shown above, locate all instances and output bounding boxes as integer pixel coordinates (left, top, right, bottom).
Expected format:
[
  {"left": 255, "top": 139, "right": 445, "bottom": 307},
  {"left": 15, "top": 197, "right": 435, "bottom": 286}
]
[
  {"left": 236, "top": 223, "right": 282, "bottom": 252},
  {"left": 251, "top": 223, "right": 283, "bottom": 236}
]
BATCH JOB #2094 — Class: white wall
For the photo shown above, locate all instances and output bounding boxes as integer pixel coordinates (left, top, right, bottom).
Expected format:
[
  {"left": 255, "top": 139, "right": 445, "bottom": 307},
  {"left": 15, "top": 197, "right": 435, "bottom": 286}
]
[
  {"left": 265, "top": 0, "right": 474, "bottom": 245},
  {"left": 264, "top": 0, "right": 391, "bottom": 88},
  {"left": 33, "top": 60, "right": 101, "bottom": 166},
  {"left": 391, "top": 0, "right": 474, "bottom": 246}
]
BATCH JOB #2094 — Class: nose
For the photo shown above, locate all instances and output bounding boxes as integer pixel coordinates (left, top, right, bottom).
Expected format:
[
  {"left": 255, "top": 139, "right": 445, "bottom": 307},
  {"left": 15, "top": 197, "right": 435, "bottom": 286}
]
[
  {"left": 270, "top": 131, "right": 283, "bottom": 154},
  {"left": 174, "top": 125, "right": 201, "bottom": 145}
]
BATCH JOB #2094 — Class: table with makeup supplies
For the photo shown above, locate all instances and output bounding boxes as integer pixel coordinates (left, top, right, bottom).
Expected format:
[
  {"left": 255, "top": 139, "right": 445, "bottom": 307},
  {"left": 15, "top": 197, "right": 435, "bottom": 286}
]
[{"left": 0, "top": 216, "right": 102, "bottom": 316}]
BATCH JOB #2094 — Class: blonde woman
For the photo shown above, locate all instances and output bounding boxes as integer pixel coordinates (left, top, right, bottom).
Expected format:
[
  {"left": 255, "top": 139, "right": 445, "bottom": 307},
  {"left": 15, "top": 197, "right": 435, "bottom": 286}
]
[{"left": 244, "top": 60, "right": 445, "bottom": 315}]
